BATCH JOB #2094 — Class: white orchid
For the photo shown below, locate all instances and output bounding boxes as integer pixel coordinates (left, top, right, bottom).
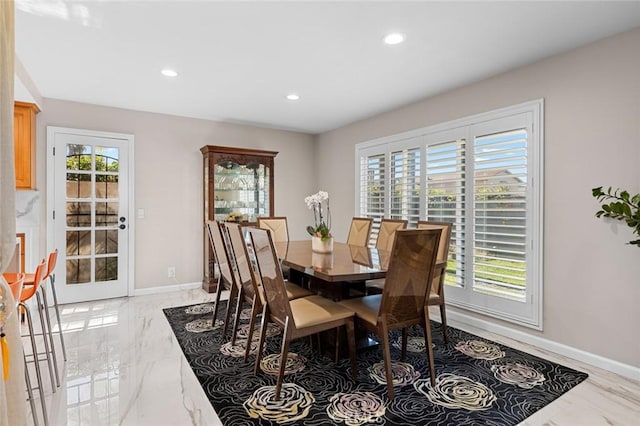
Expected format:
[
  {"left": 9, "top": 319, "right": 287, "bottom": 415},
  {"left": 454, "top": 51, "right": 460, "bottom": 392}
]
[{"left": 305, "top": 190, "right": 331, "bottom": 240}]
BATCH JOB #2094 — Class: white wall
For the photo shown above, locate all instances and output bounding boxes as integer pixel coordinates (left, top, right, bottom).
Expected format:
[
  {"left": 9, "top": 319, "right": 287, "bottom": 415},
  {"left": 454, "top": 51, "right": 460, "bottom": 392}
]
[
  {"left": 35, "top": 100, "right": 316, "bottom": 289},
  {"left": 316, "top": 28, "right": 640, "bottom": 368}
]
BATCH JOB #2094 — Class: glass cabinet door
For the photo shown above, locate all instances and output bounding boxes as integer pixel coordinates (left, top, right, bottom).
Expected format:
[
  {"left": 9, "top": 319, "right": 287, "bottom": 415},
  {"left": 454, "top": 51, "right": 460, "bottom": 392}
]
[{"left": 213, "top": 161, "right": 270, "bottom": 222}]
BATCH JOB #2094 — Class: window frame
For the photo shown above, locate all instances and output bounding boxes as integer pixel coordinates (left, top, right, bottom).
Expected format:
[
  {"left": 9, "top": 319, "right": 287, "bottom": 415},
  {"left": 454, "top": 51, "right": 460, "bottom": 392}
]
[{"left": 354, "top": 99, "right": 544, "bottom": 329}]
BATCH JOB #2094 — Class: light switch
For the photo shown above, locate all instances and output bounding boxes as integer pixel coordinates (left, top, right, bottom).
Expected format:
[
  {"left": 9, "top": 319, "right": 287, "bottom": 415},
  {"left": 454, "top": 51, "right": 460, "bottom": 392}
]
[{"left": 137, "top": 208, "right": 145, "bottom": 219}]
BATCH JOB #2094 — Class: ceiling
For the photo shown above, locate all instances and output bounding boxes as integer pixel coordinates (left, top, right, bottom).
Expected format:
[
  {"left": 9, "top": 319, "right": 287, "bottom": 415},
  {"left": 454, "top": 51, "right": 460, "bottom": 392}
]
[{"left": 14, "top": 1, "right": 640, "bottom": 134}]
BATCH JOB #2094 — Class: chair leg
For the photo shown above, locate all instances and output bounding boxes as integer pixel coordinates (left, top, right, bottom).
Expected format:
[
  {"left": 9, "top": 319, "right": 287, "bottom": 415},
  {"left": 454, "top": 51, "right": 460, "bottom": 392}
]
[
  {"left": 210, "top": 276, "right": 224, "bottom": 327},
  {"left": 253, "top": 304, "right": 270, "bottom": 375},
  {"left": 35, "top": 292, "right": 56, "bottom": 393},
  {"left": 379, "top": 321, "right": 395, "bottom": 400},
  {"left": 423, "top": 307, "right": 436, "bottom": 387},
  {"left": 401, "top": 328, "right": 408, "bottom": 361},
  {"left": 345, "top": 319, "right": 358, "bottom": 380},
  {"left": 23, "top": 356, "right": 39, "bottom": 426},
  {"left": 230, "top": 289, "right": 244, "bottom": 346},
  {"left": 275, "top": 319, "right": 293, "bottom": 401},
  {"left": 243, "top": 298, "right": 260, "bottom": 362},
  {"left": 222, "top": 285, "right": 238, "bottom": 337},
  {"left": 439, "top": 302, "right": 449, "bottom": 344},
  {"left": 40, "top": 286, "right": 60, "bottom": 387},
  {"left": 334, "top": 327, "right": 341, "bottom": 363},
  {"left": 49, "top": 273, "right": 67, "bottom": 361},
  {"left": 21, "top": 303, "right": 49, "bottom": 425}
]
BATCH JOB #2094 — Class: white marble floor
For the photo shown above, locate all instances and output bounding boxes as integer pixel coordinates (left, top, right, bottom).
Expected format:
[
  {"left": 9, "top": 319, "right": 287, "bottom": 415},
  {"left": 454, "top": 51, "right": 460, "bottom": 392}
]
[{"left": 22, "top": 288, "right": 640, "bottom": 425}]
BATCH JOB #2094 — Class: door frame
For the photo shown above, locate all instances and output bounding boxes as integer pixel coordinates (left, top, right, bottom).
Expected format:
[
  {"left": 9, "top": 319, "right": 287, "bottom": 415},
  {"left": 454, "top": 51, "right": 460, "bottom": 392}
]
[{"left": 46, "top": 126, "right": 135, "bottom": 300}]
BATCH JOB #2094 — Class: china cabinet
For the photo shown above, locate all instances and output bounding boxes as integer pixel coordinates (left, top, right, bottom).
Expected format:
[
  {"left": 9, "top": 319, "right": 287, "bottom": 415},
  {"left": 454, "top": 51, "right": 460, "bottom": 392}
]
[{"left": 201, "top": 145, "right": 278, "bottom": 291}]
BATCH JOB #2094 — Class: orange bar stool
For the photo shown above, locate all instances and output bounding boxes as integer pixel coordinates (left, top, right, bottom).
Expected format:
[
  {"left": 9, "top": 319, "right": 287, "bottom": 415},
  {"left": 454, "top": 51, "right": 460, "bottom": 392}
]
[
  {"left": 24, "top": 249, "right": 64, "bottom": 389},
  {"left": 8, "top": 263, "right": 50, "bottom": 426}
]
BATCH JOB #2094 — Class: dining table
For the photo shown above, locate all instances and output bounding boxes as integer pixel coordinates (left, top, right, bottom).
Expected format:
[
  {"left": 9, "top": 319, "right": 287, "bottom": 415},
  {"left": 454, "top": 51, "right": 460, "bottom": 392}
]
[{"left": 274, "top": 240, "right": 390, "bottom": 301}]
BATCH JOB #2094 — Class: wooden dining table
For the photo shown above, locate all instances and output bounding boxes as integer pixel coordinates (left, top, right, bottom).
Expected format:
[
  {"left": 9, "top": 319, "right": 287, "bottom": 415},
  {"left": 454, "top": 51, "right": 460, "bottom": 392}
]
[{"left": 274, "top": 240, "right": 390, "bottom": 300}]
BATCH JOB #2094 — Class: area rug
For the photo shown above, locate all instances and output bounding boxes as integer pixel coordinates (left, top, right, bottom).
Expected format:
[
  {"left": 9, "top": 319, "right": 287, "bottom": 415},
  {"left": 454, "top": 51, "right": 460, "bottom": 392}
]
[{"left": 163, "top": 302, "right": 588, "bottom": 425}]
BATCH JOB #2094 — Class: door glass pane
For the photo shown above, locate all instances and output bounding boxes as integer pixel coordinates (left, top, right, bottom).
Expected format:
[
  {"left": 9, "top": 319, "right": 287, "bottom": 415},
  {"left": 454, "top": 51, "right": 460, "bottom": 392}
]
[
  {"left": 66, "top": 259, "right": 91, "bottom": 284},
  {"left": 66, "top": 144, "right": 92, "bottom": 171},
  {"left": 96, "top": 257, "right": 118, "bottom": 281},
  {"left": 96, "top": 174, "right": 119, "bottom": 199},
  {"left": 66, "top": 173, "right": 92, "bottom": 198},
  {"left": 95, "top": 202, "right": 118, "bottom": 226},
  {"left": 95, "top": 146, "right": 119, "bottom": 172},
  {"left": 95, "top": 230, "right": 118, "bottom": 254},
  {"left": 67, "top": 231, "right": 91, "bottom": 256},
  {"left": 66, "top": 202, "right": 92, "bottom": 227}
]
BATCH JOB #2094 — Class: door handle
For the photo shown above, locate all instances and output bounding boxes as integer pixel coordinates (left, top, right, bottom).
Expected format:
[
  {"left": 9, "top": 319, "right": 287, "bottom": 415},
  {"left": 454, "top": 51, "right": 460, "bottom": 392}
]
[{"left": 119, "top": 224, "right": 126, "bottom": 230}]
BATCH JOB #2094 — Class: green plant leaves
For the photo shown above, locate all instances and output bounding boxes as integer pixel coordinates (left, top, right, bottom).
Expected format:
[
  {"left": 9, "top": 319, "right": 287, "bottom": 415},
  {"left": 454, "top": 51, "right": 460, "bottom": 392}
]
[{"left": 592, "top": 186, "right": 640, "bottom": 247}]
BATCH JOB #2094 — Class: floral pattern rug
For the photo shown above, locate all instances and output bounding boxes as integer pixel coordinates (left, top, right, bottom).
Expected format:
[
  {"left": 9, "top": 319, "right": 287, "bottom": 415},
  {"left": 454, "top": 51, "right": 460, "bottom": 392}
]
[{"left": 163, "top": 302, "right": 587, "bottom": 425}]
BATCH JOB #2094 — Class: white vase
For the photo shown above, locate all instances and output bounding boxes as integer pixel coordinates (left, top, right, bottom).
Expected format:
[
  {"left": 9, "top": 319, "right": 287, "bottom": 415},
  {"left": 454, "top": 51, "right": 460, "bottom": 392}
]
[{"left": 311, "top": 236, "right": 334, "bottom": 253}]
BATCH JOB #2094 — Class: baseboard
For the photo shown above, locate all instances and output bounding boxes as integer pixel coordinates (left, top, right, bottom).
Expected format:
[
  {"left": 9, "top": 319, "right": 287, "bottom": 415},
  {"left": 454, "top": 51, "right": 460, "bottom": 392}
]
[
  {"left": 446, "top": 310, "right": 640, "bottom": 382},
  {"left": 133, "top": 282, "right": 202, "bottom": 297}
]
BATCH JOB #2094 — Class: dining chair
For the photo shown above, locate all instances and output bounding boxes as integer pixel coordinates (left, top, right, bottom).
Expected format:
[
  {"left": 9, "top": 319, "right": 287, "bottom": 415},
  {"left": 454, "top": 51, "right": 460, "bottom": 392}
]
[
  {"left": 5, "top": 272, "right": 42, "bottom": 426},
  {"left": 257, "top": 216, "right": 291, "bottom": 279},
  {"left": 247, "top": 227, "right": 358, "bottom": 400},
  {"left": 364, "top": 218, "right": 408, "bottom": 295},
  {"left": 206, "top": 220, "right": 241, "bottom": 339},
  {"left": 339, "top": 229, "right": 440, "bottom": 400},
  {"left": 12, "top": 260, "right": 51, "bottom": 424},
  {"left": 375, "top": 218, "right": 408, "bottom": 251},
  {"left": 346, "top": 217, "right": 373, "bottom": 247},
  {"left": 23, "top": 249, "right": 66, "bottom": 377},
  {"left": 417, "top": 221, "right": 453, "bottom": 343},
  {"left": 224, "top": 223, "right": 313, "bottom": 361},
  {"left": 257, "top": 216, "right": 289, "bottom": 243}
]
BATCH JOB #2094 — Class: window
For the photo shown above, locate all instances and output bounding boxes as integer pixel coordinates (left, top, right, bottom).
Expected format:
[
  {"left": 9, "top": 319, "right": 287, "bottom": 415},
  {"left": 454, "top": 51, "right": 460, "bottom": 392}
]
[{"left": 356, "top": 100, "right": 543, "bottom": 329}]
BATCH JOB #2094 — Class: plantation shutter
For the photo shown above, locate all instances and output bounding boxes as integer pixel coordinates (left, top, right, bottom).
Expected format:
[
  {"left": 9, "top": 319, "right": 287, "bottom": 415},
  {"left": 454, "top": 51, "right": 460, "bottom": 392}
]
[
  {"left": 426, "top": 131, "right": 466, "bottom": 288},
  {"left": 390, "top": 147, "right": 421, "bottom": 227},
  {"left": 472, "top": 128, "right": 528, "bottom": 301},
  {"left": 358, "top": 150, "right": 386, "bottom": 245}
]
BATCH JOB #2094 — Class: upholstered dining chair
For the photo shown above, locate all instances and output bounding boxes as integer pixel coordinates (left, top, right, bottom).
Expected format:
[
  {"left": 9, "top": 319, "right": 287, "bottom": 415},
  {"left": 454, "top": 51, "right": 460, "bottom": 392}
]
[
  {"left": 365, "top": 218, "right": 408, "bottom": 295},
  {"left": 257, "top": 216, "right": 289, "bottom": 243},
  {"left": 339, "top": 229, "right": 441, "bottom": 400},
  {"left": 223, "top": 223, "right": 312, "bottom": 360},
  {"left": 375, "top": 218, "right": 408, "bottom": 251},
  {"left": 346, "top": 217, "right": 373, "bottom": 247},
  {"left": 247, "top": 227, "right": 358, "bottom": 400},
  {"left": 206, "top": 220, "right": 241, "bottom": 339},
  {"left": 257, "top": 216, "right": 291, "bottom": 279},
  {"left": 417, "top": 221, "right": 453, "bottom": 343}
]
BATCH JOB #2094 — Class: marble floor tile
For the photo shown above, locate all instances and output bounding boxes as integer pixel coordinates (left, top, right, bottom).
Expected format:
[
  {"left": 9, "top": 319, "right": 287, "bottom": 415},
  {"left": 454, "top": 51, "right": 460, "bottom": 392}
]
[{"left": 19, "top": 288, "right": 640, "bottom": 425}]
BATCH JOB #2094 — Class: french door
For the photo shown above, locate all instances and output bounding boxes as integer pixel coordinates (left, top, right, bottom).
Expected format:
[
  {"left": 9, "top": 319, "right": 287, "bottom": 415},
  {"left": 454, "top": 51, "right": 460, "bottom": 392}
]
[{"left": 47, "top": 127, "right": 134, "bottom": 303}]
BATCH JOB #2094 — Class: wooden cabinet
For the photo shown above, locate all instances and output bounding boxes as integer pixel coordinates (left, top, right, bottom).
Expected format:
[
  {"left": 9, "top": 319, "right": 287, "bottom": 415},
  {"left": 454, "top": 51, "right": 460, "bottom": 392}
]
[
  {"left": 201, "top": 145, "right": 278, "bottom": 291},
  {"left": 14, "top": 101, "right": 40, "bottom": 189}
]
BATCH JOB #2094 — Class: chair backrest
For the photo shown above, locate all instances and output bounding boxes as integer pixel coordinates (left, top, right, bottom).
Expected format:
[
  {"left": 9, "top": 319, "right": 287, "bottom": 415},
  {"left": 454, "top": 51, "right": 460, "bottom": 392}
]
[
  {"left": 346, "top": 217, "right": 373, "bottom": 247},
  {"left": 257, "top": 217, "right": 289, "bottom": 243},
  {"left": 247, "top": 227, "right": 293, "bottom": 328},
  {"left": 375, "top": 219, "right": 408, "bottom": 251},
  {"left": 46, "top": 249, "right": 58, "bottom": 279},
  {"left": 417, "top": 221, "right": 452, "bottom": 295},
  {"left": 378, "top": 229, "right": 440, "bottom": 328},
  {"left": 20, "top": 259, "right": 47, "bottom": 302},
  {"left": 3, "top": 272, "right": 25, "bottom": 302},
  {"left": 206, "top": 220, "right": 237, "bottom": 290},
  {"left": 224, "top": 222, "right": 261, "bottom": 304}
]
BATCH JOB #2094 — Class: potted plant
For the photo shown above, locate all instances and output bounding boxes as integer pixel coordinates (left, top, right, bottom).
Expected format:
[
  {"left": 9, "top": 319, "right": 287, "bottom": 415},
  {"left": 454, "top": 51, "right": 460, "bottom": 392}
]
[
  {"left": 305, "top": 190, "right": 333, "bottom": 253},
  {"left": 592, "top": 186, "right": 640, "bottom": 247}
]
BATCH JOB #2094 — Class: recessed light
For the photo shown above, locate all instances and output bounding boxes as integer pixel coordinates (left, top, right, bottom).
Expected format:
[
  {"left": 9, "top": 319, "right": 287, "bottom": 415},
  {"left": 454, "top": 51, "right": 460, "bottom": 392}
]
[
  {"left": 286, "top": 93, "right": 300, "bottom": 101},
  {"left": 384, "top": 33, "right": 405, "bottom": 45},
  {"left": 161, "top": 68, "right": 178, "bottom": 77}
]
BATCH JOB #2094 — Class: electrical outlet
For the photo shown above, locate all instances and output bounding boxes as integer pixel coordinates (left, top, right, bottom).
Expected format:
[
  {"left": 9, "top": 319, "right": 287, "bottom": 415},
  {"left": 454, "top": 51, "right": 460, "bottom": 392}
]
[{"left": 167, "top": 266, "right": 176, "bottom": 278}]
